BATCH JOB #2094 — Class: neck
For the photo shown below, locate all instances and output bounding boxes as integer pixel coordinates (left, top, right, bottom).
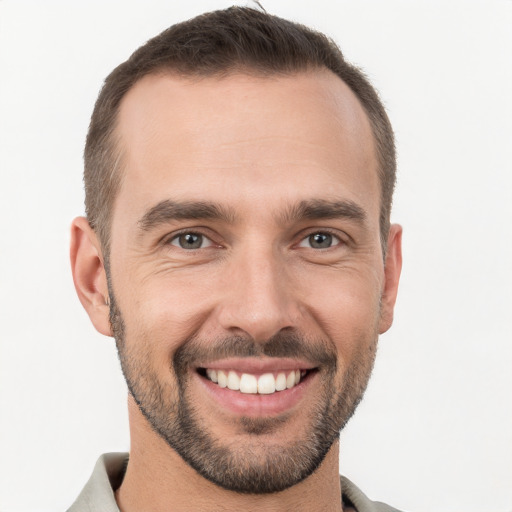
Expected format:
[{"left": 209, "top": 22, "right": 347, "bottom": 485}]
[{"left": 115, "top": 398, "right": 343, "bottom": 512}]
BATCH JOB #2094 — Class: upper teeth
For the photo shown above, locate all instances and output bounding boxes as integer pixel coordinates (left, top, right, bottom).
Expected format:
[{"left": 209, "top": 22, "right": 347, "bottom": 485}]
[{"left": 205, "top": 369, "right": 303, "bottom": 394}]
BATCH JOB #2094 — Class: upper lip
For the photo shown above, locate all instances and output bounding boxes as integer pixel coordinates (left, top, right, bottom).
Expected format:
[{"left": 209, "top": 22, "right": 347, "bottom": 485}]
[{"left": 197, "top": 357, "right": 317, "bottom": 373}]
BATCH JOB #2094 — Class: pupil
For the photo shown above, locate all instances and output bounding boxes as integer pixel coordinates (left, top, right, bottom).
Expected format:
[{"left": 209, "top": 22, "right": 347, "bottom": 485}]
[
  {"left": 310, "top": 233, "right": 332, "bottom": 248},
  {"left": 180, "top": 233, "right": 201, "bottom": 248}
]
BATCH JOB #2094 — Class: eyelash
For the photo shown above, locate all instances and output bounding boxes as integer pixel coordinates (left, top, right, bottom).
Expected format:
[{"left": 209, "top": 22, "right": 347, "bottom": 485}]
[
  {"left": 164, "top": 228, "right": 346, "bottom": 251},
  {"left": 297, "top": 229, "right": 345, "bottom": 250},
  {"left": 166, "top": 230, "right": 215, "bottom": 250}
]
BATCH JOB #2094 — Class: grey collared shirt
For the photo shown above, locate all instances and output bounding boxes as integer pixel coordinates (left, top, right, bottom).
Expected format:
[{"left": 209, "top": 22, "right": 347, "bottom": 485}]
[{"left": 67, "top": 453, "right": 403, "bottom": 512}]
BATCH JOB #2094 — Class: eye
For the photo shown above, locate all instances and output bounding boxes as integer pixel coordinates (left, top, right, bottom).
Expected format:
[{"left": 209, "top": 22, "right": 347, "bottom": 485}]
[
  {"left": 169, "top": 232, "right": 213, "bottom": 250},
  {"left": 298, "top": 232, "right": 341, "bottom": 249}
]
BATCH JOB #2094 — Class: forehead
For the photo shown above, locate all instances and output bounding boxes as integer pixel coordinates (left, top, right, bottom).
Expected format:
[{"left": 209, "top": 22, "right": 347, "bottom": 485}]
[{"left": 113, "top": 70, "right": 379, "bottom": 228}]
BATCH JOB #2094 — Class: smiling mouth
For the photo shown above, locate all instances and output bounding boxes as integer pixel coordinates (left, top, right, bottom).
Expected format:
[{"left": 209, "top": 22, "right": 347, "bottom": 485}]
[{"left": 198, "top": 368, "right": 314, "bottom": 395}]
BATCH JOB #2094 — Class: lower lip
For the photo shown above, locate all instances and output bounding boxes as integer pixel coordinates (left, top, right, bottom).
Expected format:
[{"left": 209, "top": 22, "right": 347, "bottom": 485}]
[{"left": 196, "top": 371, "right": 316, "bottom": 417}]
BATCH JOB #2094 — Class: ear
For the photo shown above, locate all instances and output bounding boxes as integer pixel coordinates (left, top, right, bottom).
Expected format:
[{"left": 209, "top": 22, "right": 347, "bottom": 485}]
[
  {"left": 70, "top": 216, "right": 112, "bottom": 337},
  {"left": 379, "top": 224, "right": 403, "bottom": 334}
]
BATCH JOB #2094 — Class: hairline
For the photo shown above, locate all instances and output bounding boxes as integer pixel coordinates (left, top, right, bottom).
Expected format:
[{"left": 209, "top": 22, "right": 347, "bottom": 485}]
[{"left": 98, "top": 66, "right": 390, "bottom": 261}]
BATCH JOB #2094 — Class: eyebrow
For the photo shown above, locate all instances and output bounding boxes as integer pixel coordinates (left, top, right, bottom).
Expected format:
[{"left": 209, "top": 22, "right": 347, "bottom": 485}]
[
  {"left": 137, "top": 197, "right": 367, "bottom": 234},
  {"left": 279, "top": 199, "right": 367, "bottom": 224},
  {"left": 138, "top": 199, "right": 237, "bottom": 232}
]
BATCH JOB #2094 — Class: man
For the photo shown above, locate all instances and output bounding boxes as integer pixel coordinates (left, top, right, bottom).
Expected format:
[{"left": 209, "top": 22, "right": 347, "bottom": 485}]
[{"left": 69, "top": 6, "right": 402, "bottom": 512}]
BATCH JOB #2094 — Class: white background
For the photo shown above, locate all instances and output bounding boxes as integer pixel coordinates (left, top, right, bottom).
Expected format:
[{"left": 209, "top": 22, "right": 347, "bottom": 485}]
[{"left": 0, "top": 1, "right": 511, "bottom": 511}]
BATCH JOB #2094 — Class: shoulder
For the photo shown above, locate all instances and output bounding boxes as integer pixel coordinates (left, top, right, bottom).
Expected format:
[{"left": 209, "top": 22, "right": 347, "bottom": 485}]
[
  {"left": 340, "top": 475, "right": 405, "bottom": 512},
  {"left": 67, "top": 453, "right": 128, "bottom": 512}
]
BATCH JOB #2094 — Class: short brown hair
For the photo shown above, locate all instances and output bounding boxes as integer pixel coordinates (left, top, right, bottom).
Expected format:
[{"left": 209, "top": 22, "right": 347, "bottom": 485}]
[{"left": 84, "top": 6, "right": 396, "bottom": 255}]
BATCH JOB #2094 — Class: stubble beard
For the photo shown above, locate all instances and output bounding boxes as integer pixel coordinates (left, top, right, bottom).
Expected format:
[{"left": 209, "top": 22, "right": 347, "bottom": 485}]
[{"left": 109, "top": 290, "right": 378, "bottom": 494}]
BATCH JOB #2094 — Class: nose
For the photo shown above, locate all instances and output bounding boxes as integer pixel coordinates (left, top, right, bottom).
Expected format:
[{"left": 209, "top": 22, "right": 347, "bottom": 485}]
[{"left": 215, "top": 245, "right": 300, "bottom": 343}]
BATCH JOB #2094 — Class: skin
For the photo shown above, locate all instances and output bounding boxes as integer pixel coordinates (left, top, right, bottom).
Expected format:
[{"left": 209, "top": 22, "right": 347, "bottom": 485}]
[{"left": 71, "top": 70, "right": 402, "bottom": 512}]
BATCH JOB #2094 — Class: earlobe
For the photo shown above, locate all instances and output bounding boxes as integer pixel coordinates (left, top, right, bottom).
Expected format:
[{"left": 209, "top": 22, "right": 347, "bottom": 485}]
[
  {"left": 70, "top": 217, "right": 112, "bottom": 337},
  {"left": 379, "top": 224, "right": 403, "bottom": 334}
]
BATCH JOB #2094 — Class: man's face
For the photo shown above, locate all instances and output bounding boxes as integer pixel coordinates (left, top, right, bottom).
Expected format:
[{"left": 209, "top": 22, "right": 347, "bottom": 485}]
[{"left": 106, "top": 70, "right": 400, "bottom": 493}]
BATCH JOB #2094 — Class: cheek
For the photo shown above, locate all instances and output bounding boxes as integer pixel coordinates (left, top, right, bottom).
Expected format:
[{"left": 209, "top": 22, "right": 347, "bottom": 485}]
[
  {"left": 115, "top": 252, "right": 383, "bottom": 364},
  {"left": 120, "top": 271, "right": 218, "bottom": 355},
  {"left": 304, "top": 270, "right": 382, "bottom": 357}
]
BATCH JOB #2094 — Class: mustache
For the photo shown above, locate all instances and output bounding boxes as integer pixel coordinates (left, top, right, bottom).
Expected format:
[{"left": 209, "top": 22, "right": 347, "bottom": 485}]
[{"left": 173, "top": 330, "right": 337, "bottom": 372}]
